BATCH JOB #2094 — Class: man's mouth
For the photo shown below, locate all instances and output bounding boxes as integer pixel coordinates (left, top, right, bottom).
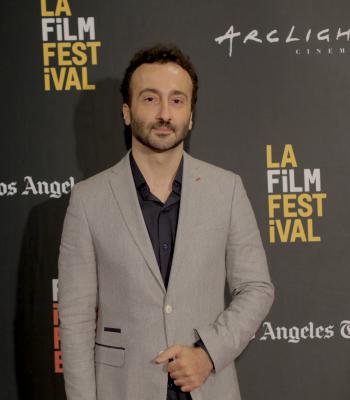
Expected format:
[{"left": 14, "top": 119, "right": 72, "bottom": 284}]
[
  {"left": 152, "top": 122, "right": 176, "bottom": 133},
  {"left": 153, "top": 127, "right": 173, "bottom": 133}
]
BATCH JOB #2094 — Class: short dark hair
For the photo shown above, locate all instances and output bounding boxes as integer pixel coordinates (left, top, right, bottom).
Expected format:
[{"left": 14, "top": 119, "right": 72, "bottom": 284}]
[{"left": 120, "top": 44, "right": 198, "bottom": 110}]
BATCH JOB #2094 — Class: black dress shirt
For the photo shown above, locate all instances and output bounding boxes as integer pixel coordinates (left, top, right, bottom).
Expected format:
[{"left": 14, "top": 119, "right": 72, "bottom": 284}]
[{"left": 130, "top": 152, "right": 192, "bottom": 400}]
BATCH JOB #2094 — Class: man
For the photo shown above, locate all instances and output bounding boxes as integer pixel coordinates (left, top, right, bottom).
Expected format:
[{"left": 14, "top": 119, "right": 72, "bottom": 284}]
[{"left": 58, "top": 44, "right": 274, "bottom": 400}]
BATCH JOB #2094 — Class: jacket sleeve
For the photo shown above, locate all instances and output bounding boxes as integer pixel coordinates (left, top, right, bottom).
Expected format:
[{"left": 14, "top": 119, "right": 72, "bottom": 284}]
[
  {"left": 58, "top": 184, "right": 97, "bottom": 400},
  {"left": 195, "top": 174, "right": 274, "bottom": 373}
]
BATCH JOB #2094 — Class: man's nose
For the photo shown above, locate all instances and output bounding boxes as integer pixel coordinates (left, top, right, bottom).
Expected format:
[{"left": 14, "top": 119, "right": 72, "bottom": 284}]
[{"left": 157, "top": 99, "right": 171, "bottom": 121}]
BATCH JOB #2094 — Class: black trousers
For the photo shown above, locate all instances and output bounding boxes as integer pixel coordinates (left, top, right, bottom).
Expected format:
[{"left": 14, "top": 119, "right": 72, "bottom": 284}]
[{"left": 167, "top": 375, "right": 192, "bottom": 400}]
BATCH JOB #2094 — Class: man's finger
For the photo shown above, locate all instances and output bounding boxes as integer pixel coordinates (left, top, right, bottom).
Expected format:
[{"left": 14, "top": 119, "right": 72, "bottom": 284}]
[
  {"left": 169, "top": 370, "right": 182, "bottom": 381},
  {"left": 173, "top": 377, "right": 188, "bottom": 387},
  {"left": 155, "top": 344, "right": 182, "bottom": 363},
  {"left": 169, "top": 365, "right": 187, "bottom": 380},
  {"left": 168, "top": 360, "right": 179, "bottom": 374}
]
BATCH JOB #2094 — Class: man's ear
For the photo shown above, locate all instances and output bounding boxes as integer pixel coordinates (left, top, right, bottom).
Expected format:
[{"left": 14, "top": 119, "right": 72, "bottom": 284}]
[
  {"left": 189, "top": 112, "right": 193, "bottom": 130},
  {"left": 122, "top": 103, "right": 131, "bottom": 126}
]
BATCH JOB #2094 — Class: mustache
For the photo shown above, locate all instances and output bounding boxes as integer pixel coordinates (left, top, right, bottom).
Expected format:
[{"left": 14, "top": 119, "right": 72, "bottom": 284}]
[{"left": 151, "top": 120, "right": 176, "bottom": 131}]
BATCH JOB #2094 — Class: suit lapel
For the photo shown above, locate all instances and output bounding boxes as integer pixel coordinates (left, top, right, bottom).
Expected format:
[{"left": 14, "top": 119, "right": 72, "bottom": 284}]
[
  {"left": 108, "top": 152, "right": 166, "bottom": 294},
  {"left": 167, "top": 152, "right": 202, "bottom": 292},
  {"left": 108, "top": 151, "right": 202, "bottom": 295}
]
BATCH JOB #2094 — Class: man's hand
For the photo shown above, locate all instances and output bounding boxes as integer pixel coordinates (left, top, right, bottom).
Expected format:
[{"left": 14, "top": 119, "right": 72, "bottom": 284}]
[{"left": 155, "top": 344, "right": 213, "bottom": 392}]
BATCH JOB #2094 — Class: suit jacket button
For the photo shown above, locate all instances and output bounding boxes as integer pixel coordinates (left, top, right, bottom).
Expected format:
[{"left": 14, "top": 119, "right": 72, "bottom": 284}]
[{"left": 165, "top": 304, "right": 173, "bottom": 314}]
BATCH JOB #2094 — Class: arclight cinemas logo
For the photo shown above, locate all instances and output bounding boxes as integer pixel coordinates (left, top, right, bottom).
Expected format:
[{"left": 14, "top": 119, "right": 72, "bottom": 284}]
[
  {"left": 258, "top": 321, "right": 350, "bottom": 343},
  {"left": 215, "top": 25, "right": 349, "bottom": 56}
]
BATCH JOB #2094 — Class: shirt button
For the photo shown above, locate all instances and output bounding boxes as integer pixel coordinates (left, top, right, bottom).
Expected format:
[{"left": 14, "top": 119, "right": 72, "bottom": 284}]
[
  {"left": 165, "top": 304, "right": 173, "bottom": 314},
  {"left": 162, "top": 243, "right": 169, "bottom": 250}
]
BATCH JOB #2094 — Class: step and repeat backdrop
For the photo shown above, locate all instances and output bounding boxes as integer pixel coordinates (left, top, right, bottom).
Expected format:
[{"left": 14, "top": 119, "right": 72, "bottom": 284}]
[{"left": 2, "top": 0, "right": 350, "bottom": 399}]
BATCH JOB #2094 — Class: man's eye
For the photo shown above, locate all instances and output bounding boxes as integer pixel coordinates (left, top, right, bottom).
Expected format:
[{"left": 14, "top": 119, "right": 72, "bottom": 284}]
[
  {"left": 143, "top": 96, "right": 158, "bottom": 103},
  {"left": 173, "top": 98, "right": 184, "bottom": 104}
]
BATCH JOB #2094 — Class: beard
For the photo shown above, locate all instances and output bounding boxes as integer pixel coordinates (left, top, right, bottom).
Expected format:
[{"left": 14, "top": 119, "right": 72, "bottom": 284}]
[{"left": 130, "top": 114, "right": 190, "bottom": 152}]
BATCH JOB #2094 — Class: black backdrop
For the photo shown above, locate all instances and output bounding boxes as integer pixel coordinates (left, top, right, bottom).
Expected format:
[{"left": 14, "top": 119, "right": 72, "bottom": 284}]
[{"left": 2, "top": 1, "right": 350, "bottom": 399}]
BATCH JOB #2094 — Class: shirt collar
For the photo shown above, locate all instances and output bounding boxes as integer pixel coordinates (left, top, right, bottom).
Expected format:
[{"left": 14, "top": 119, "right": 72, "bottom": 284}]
[{"left": 129, "top": 151, "right": 183, "bottom": 199}]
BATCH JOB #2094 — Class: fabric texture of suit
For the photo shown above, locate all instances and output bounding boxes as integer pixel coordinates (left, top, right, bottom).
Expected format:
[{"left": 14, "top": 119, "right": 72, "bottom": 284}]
[{"left": 58, "top": 151, "right": 274, "bottom": 400}]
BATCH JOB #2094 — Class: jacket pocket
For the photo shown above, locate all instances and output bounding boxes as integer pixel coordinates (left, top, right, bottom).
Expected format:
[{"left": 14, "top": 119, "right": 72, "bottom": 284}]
[
  {"left": 95, "top": 342, "right": 125, "bottom": 367},
  {"left": 104, "top": 327, "right": 121, "bottom": 333}
]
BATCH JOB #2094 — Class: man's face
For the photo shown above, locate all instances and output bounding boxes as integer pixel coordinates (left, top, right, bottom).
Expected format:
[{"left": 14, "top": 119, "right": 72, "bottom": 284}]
[{"left": 122, "top": 62, "right": 193, "bottom": 152}]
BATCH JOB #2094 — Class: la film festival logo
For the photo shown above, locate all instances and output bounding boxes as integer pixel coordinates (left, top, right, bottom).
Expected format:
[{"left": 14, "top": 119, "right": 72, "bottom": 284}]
[
  {"left": 52, "top": 279, "right": 62, "bottom": 373},
  {"left": 215, "top": 25, "right": 349, "bottom": 56},
  {"left": 266, "top": 144, "right": 327, "bottom": 243},
  {"left": 41, "top": 0, "right": 101, "bottom": 91}
]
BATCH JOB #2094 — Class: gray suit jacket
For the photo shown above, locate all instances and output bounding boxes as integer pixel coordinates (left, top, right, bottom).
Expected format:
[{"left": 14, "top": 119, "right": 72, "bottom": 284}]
[{"left": 58, "top": 151, "right": 274, "bottom": 400}]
